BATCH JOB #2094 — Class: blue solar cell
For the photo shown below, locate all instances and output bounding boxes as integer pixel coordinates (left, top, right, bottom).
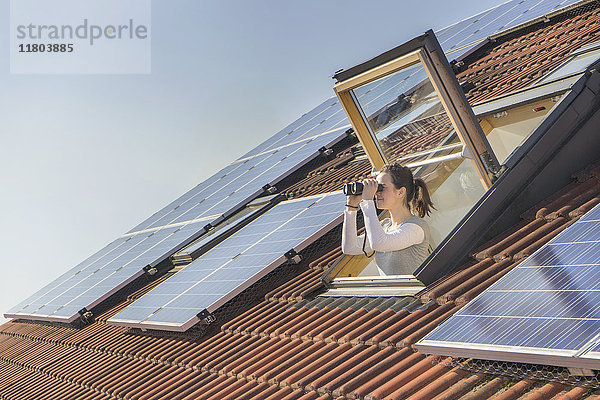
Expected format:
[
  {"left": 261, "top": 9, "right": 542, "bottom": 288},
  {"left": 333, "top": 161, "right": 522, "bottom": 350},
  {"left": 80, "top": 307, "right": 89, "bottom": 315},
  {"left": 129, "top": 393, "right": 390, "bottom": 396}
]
[
  {"left": 492, "top": 265, "right": 600, "bottom": 291},
  {"left": 460, "top": 290, "right": 600, "bottom": 319},
  {"left": 517, "top": 242, "right": 600, "bottom": 267},
  {"left": 417, "top": 201, "right": 600, "bottom": 368},
  {"left": 426, "top": 315, "right": 600, "bottom": 352},
  {"left": 203, "top": 266, "right": 263, "bottom": 282},
  {"left": 454, "top": 3, "right": 535, "bottom": 48},
  {"left": 508, "top": 0, "right": 569, "bottom": 27},
  {"left": 107, "top": 191, "right": 346, "bottom": 331},
  {"left": 552, "top": 220, "right": 600, "bottom": 243},
  {"left": 579, "top": 204, "right": 600, "bottom": 221}
]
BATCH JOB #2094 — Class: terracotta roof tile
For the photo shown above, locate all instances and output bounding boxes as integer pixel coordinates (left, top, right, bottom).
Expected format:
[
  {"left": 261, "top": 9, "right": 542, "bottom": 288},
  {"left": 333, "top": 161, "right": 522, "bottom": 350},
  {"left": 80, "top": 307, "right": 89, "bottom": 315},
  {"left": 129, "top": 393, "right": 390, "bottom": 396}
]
[
  {"left": 552, "top": 387, "right": 591, "bottom": 400},
  {"left": 521, "top": 382, "right": 569, "bottom": 400},
  {"left": 217, "top": 379, "right": 260, "bottom": 400},
  {"left": 288, "top": 344, "right": 361, "bottom": 390},
  {"left": 315, "top": 346, "right": 397, "bottom": 394},
  {"left": 160, "top": 370, "right": 212, "bottom": 399},
  {"left": 412, "top": 368, "right": 483, "bottom": 400},
  {"left": 247, "top": 382, "right": 282, "bottom": 400}
]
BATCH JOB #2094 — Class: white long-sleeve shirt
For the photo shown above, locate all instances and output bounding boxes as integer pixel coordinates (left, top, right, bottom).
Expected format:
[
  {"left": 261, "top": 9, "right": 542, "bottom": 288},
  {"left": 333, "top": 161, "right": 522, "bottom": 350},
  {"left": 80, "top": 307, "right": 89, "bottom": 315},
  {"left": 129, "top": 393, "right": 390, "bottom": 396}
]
[{"left": 341, "top": 200, "right": 430, "bottom": 275}]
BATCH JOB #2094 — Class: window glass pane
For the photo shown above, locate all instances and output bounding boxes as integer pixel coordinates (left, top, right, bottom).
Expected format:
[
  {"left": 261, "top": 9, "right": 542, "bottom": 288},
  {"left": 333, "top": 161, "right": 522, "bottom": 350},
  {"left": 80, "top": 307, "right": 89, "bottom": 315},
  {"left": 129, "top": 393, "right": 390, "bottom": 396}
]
[
  {"left": 422, "top": 152, "right": 485, "bottom": 247},
  {"left": 351, "top": 61, "right": 461, "bottom": 163},
  {"left": 539, "top": 48, "right": 600, "bottom": 84}
]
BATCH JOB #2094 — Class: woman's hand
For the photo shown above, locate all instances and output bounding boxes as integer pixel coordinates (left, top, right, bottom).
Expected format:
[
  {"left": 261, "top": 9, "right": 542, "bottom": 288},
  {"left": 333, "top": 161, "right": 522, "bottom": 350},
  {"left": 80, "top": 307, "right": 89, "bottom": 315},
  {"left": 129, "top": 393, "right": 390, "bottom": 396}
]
[
  {"left": 362, "top": 178, "right": 379, "bottom": 201},
  {"left": 346, "top": 194, "right": 361, "bottom": 210}
]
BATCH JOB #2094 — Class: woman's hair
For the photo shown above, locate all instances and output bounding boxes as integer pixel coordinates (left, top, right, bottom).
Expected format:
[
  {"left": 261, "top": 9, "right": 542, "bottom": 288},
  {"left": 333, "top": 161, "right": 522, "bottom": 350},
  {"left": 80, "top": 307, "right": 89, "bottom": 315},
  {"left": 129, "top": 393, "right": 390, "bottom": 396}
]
[{"left": 380, "top": 163, "right": 435, "bottom": 218}]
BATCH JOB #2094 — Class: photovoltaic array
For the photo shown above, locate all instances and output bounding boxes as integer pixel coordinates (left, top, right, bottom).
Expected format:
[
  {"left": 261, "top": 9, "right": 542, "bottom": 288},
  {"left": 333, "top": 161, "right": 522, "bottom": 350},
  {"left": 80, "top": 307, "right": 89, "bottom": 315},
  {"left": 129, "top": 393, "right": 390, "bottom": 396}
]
[
  {"left": 108, "top": 191, "right": 346, "bottom": 331},
  {"left": 5, "top": 98, "right": 349, "bottom": 323},
  {"left": 417, "top": 203, "right": 600, "bottom": 369},
  {"left": 127, "top": 98, "right": 349, "bottom": 234}
]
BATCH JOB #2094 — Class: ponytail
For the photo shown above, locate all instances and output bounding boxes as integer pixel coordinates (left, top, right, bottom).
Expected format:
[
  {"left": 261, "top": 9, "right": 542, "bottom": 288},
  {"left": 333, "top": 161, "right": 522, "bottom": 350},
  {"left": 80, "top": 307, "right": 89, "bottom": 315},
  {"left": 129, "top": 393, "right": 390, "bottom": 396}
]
[
  {"left": 380, "top": 163, "right": 435, "bottom": 218},
  {"left": 412, "top": 178, "right": 434, "bottom": 218}
]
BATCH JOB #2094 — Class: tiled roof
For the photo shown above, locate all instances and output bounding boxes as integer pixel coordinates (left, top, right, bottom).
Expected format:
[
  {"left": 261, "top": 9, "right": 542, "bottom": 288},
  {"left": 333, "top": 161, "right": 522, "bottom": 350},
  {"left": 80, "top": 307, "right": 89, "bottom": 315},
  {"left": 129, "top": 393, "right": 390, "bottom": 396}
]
[{"left": 3, "top": 4, "right": 600, "bottom": 400}]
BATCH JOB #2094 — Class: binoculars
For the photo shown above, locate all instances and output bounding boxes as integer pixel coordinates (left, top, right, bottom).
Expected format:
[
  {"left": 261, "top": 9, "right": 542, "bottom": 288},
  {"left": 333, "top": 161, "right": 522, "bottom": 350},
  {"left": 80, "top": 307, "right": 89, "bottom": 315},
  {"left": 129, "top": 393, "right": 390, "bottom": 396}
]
[{"left": 343, "top": 182, "right": 383, "bottom": 195}]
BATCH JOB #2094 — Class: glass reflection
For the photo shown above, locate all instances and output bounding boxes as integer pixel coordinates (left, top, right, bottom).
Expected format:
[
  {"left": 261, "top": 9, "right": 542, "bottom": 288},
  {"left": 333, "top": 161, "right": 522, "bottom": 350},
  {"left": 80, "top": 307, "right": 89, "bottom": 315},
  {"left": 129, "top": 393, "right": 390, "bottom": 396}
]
[{"left": 351, "top": 62, "right": 460, "bottom": 163}]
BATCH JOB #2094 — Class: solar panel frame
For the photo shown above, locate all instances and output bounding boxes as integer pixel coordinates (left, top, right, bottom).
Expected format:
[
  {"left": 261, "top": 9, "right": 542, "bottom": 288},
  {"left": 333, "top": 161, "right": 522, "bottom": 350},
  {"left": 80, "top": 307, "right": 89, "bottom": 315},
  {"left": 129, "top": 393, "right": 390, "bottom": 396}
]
[
  {"left": 416, "top": 203, "right": 600, "bottom": 369},
  {"left": 107, "top": 191, "right": 346, "bottom": 332}
]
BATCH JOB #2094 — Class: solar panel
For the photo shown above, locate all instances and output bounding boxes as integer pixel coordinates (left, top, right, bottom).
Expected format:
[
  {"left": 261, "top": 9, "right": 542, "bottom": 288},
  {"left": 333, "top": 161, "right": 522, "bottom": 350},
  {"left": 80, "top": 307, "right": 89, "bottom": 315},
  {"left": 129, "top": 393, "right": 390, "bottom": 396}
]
[
  {"left": 126, "top": 98, "right": 349, "bottom": 234},
  {"left": 436, "top": 0, "right": 584, "bottom": 56},
  {"left": 5, "top": 218, "right": 213, "bottom": 323},
  {"left": 107, "top": 191, "right": 346, "bottom": 331},
  {"left": 236, "top": 98, "right": 347, "bottom": 160},
  {"left": 5, "top": 98, "right": 349, "bottom": 324},
  {"left": 416, "top": 203, "right": 600, "bottom": 369}
]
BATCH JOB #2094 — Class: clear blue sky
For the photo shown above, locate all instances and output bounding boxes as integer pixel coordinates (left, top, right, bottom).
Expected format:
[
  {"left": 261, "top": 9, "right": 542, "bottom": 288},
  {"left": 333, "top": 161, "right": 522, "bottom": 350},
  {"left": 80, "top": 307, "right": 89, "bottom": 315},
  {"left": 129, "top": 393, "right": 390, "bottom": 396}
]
[{"left": 0, "top": 0, "right": 505, "bottom": 322}]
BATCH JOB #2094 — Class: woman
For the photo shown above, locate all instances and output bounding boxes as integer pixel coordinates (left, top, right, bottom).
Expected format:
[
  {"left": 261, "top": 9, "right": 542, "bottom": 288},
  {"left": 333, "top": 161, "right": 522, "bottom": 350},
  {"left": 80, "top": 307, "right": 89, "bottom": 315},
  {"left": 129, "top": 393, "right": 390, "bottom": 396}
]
[{"left": 341, "top": 163, "right": 434, "bottom": 276}]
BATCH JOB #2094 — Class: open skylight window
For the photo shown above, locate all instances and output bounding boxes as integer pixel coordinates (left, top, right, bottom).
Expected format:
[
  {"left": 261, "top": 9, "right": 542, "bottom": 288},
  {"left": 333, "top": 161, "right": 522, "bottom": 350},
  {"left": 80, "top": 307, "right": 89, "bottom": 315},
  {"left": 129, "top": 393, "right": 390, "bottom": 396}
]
[
  {"left": 333, "top": 30, "right": 500, "bottom": 187},
  {"left": 325, "top": 30, "right": 501, "bottom": 289}
]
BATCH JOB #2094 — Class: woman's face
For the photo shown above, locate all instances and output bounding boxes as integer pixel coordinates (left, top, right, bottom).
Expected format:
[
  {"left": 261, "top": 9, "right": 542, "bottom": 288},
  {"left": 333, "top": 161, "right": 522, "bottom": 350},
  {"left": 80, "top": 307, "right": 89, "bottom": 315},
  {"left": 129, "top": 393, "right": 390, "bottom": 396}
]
[{"left": 375, "top": 172, "right": 406, "bottom": 210}]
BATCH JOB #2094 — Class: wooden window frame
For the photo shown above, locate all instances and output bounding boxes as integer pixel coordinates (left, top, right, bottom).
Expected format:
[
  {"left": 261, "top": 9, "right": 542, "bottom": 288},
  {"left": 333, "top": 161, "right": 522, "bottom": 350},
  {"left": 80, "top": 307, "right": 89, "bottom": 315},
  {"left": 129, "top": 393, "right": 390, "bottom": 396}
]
[{"left": 333, "top": 30, "right": 499, "bottom": 189}]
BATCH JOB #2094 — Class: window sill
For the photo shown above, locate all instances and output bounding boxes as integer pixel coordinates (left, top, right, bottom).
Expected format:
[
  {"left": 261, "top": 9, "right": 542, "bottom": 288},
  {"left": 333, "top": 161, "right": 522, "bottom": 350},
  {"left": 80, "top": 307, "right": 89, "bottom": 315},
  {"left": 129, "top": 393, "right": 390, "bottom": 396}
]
[{"left": 324, "top": 275, "right": 425, "bottom": 297}]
